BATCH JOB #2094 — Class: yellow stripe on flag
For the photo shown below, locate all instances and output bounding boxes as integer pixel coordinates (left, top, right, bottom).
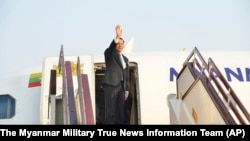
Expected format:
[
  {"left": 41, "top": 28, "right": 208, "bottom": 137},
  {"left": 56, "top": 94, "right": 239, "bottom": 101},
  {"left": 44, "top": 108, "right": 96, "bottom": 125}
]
[{"left": 30, "top": 72, "right": 42, "bottom": 78}]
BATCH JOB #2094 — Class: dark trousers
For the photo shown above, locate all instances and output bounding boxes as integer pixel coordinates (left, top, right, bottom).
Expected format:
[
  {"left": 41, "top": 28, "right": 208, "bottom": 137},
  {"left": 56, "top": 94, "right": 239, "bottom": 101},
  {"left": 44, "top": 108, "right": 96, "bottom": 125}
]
[{"left": 103, "top": 84, "right": 125, "bottom": 124}]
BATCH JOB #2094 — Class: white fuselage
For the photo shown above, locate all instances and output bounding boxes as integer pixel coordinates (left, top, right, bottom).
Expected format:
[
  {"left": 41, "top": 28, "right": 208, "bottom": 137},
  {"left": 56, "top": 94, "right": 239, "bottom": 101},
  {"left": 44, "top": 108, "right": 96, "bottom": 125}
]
[{"left": 0, "top": 50, "right": 250, "bottom": 124}]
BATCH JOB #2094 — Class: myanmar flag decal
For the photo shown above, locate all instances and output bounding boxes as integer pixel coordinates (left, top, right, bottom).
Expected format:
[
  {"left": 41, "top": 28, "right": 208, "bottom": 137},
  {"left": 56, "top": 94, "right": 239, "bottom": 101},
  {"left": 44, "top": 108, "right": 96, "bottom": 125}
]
[{"left": 28, "top": 72, "right": 42, "bottom": 88}]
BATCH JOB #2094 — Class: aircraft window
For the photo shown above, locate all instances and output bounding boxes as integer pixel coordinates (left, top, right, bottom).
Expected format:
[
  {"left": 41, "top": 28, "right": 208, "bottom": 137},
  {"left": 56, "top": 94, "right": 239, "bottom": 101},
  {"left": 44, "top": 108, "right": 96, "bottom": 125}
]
[{"left": 0, "top": 94, "right": 15, "bottom": 119}]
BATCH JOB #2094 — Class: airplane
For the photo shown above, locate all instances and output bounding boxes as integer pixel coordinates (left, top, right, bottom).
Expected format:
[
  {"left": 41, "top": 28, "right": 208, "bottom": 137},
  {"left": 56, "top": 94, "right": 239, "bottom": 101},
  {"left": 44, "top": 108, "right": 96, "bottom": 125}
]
[{"left": 0, "top": 38, "right": 250, "bottom": 125}]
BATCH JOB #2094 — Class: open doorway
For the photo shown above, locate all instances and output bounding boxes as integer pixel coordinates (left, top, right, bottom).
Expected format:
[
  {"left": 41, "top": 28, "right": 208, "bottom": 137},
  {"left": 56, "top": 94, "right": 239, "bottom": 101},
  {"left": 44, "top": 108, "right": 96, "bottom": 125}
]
[{"left": 94, "top": 62, "right": 140, "bottom": 124}]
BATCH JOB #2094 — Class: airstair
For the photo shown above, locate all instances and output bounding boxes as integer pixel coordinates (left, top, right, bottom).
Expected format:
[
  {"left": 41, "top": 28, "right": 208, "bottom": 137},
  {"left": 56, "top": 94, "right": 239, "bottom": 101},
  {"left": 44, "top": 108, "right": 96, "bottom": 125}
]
[
  {"left": 168, "top": 47, "right": 250, "bottom": 124},
  {"left": 41, "top": 45, "right": 95, "bottom": 124}
]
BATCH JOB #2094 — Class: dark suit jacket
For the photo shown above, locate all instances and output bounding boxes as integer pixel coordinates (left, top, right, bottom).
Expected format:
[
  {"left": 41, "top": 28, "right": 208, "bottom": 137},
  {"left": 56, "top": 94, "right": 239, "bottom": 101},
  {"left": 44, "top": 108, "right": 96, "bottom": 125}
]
[{"left": 103, "top": 39, "right": 129, "bottom": 91}]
